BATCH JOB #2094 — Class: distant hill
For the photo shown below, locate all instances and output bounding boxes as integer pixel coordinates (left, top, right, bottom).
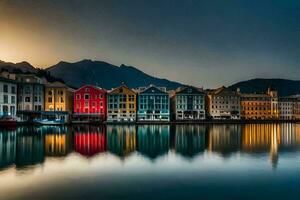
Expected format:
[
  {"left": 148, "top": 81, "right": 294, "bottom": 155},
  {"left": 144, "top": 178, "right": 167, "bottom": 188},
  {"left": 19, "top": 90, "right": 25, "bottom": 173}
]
[
  {"left": 0, "top": 60, "right": 36, "bottom": 73},
  {"left": 46, "top": 59, "right": 183, "bottom": 89},
  {"left": 2, "top": 59, "right": 300, "bottom": 95},
  {"left": 229, "top": 78, "right": 300, "bottom": 96}
]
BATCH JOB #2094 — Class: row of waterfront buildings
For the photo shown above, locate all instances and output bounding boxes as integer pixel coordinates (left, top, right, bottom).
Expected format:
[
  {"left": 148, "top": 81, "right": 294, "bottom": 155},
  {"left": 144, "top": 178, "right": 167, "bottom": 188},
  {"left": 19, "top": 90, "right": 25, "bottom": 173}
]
[{"left": 1, "top": 71, "right": 300, "bottom": 123}]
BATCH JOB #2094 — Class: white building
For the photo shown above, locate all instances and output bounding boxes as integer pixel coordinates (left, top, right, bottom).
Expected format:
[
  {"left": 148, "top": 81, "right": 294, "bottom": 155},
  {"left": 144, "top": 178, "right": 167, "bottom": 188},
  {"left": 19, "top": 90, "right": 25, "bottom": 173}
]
[
  {"left": 207, "top": 86, "right": 241, "bottom": 119},
  {"left": 171, "top": 86, "right": 206, "bottom": 120},
  {"left": 278, "top": 97, "right": 294, "bottom": 120},
  {"left": 0, "top": 77, "right": 17, "bottom": 117}
]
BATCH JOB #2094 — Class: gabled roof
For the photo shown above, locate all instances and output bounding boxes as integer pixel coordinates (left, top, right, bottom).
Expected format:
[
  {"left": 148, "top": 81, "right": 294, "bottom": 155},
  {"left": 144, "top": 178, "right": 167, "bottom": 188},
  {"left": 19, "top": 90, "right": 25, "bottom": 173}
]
[
  {"left": 45, "top": 81, "right": 74, "bottom": 92},
  {"left": 108, "top": 84, "right": 136, "bottom": 94},
  {"left": 210, "top": 86, "right": 238, "bottom": 96},
  {"left": 139, "top": 85, "right": 168, "bottom": 95},
  {"left": 175, "top": 86, "right": 204, "bottom": 95},
  {"left": 74, "top": 84, "right": 106, "bottom": 92}
]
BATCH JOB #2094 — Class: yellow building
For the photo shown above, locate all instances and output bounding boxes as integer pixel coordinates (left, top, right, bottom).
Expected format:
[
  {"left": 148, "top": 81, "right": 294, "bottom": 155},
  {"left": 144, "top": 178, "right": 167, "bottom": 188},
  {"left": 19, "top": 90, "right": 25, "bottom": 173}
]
[
  {"left": 107, "top": 84, "right": 137, "bottom": 122},
  {"left": 45, "top": 81, "right": 74, "bottom": 113},
  {"left": 240, "top": 89, "right": 279, "bottom": 120}
]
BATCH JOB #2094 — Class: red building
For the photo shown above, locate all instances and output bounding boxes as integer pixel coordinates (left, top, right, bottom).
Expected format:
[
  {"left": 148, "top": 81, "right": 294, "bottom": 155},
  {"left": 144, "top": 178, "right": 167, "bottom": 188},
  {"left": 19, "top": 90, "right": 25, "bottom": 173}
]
[{"left": 73, "top": 85, "right": 107, "bottom": 122}]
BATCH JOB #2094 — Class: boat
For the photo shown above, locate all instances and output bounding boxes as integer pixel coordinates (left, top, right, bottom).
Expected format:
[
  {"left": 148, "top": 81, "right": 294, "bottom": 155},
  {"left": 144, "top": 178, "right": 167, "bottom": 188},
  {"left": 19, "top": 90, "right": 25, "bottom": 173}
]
[
  {"left": 0, "top": 116, "right": 17, "bottom": 127},
  {"left": 33, "top": 118, "right": 65, "bottom": 125}
]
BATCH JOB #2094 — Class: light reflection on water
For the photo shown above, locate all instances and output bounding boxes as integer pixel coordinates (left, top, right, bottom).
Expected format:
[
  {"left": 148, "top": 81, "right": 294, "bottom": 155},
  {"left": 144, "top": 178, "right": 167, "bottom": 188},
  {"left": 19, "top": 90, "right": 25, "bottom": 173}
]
[{"left": 0, "top": 123, "right": 300, "bottom": 199}]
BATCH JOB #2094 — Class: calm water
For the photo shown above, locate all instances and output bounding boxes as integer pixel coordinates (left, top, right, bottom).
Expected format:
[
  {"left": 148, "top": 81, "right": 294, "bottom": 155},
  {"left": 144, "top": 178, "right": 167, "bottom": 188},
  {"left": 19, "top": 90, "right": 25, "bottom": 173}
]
[{"left": 1, "top": 123, "right": 300, "bottom": 200}]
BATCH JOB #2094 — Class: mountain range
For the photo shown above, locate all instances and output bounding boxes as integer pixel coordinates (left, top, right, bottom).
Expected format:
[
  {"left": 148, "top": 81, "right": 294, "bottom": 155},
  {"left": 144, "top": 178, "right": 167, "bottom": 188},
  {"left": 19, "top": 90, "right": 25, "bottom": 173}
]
[
  {"left": 0, "top": 59, "right": 300, "bottom": 96},
  {"left": 46, "top": 59, "right": 183, "bottom": 89},
  {"left": 229, "top": 78, "right": 300, "bottom": 96},
  {"left": 0, "top": 60, "right": 36, "bottom": 73}
]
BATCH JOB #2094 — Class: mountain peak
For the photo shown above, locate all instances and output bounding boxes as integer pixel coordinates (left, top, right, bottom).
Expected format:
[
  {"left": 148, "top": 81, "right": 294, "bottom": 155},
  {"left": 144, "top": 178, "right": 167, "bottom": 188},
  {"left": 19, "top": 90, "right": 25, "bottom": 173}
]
[
  {"left": 46, "top": 59, "right": 183, "bottom": 89},
  {"left": 76, "top": 59, "right": 93, "bottom": 64}
]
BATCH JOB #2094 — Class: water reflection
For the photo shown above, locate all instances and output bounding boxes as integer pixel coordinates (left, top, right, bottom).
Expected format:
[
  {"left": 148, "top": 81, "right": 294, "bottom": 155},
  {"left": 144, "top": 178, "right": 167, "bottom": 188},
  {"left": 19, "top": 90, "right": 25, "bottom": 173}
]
[
  {"left": 14, "top": 127, "right": 43, "bottom": 168},
  {"left": 174, "top": 125, "right": 206, "bottom": 158},
  {"left": 208, "top": 125, "right": 241, "bottom": 156},
  {"left": 44, "top": 126, "right": 73, "bottom": 157},
  {"left": 137, "top": 125, "right": 170, "bottom": 159},
  {"left": 74, "top": 126, "right": 106, "bottom": 157},
  {"left": 1, "top": 123, "right": 300, "bottom": 170},
  {"left": 107, "top": 125, "right": 136, "bottom": 157}
]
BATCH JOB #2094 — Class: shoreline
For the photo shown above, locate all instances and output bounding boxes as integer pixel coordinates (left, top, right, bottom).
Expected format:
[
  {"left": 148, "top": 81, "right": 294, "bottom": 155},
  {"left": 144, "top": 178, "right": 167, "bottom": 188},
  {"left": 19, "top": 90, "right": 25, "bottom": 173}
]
[{"left": 10, "top": 119, "right": 300, "bottom": 126}]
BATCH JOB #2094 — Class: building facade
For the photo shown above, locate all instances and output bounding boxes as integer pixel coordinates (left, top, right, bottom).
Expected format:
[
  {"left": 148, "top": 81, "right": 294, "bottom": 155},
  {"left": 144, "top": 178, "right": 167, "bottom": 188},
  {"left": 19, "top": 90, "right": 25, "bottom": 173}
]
[
  {"left": 278, "top": 96, "right": 295, "bottom": 120},
  {"left": 45, "top": 82, "right": 74, "bottom": 112},
  {"left": 294, "top": 97, "right": 300, "bottom": 120},
  {"left": 241, "top": 89, "right": 278, "bottom": 120},
  {"left": 107, "top": 84, "right": 137, "bottom": 122},
  {"left": 16, "top": 74, "right": 44, "bottom": 112},
  {"left": 207, "top": 86, "right": 241, "bottom": 119},
  {"left": 0, "top": 77, "right": 17, "bottom": 117},
  {"left": 137, "top": 85, "right": 170, "bottom": 121},
  {"left": 73, "top": 85, "right": 107, "bottom": 121},
  {"left": 171, "top": 86, "right": 205, "bottom": 120},
  {"left": 44, "top": 82, "right": 74, "bottom": 122}
]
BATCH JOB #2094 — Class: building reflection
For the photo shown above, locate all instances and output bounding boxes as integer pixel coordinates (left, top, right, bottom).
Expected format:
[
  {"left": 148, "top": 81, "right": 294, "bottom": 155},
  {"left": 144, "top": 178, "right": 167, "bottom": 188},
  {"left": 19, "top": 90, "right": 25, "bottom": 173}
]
[
  {"left": 1, "top": 124, "right": 300, "bottom": 170},
  {"left": 74, "top": 126, "right": 106, "bottom": 157},
  {"left": 44, "top": 126, "right": 73, "bottom": 157},
  {"left": 107, "top": 125, "right": 136, "bottom": 157},
  {"left": 0, "top": 130, "right": 16, "bottom": 169},
  {"left": 208, "top": 125, "right": 241, "bottom": 156},
  {"left": 241, "top": 124, "right": 282, "bottom": 168},
  {"left": 15, "top": 127, "right": 45, "bottom": 168},
  {"left": 137, "top": 125, "right": 170, "bottom": 159},
  {"left": 174, "top": 125, "right": 206, "bottom": 158}
]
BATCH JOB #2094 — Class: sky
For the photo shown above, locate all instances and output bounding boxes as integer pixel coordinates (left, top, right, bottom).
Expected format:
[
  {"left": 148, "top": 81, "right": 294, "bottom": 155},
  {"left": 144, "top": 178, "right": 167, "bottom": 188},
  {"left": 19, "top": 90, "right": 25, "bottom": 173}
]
[{"left": 0, "top": 0, "right": 300, "bottom": 88}]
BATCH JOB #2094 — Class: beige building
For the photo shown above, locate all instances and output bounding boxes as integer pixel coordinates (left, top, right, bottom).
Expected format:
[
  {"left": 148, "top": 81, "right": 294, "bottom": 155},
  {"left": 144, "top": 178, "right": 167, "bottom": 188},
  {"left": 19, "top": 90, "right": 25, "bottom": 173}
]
[{"left": 207, "top": 86, "right": 241, "bottom": 119}]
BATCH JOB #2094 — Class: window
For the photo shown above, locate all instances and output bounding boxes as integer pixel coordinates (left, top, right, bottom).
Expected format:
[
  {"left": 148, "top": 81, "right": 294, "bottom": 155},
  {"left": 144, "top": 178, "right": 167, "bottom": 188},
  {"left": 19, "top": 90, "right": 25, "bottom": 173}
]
[
  {"left": 76, "top": 94, "right": 81, "bottom": 100},
  {"left": 11, "top": 86, "right": 16, "bottom": 94},
  {"left": 3, "top": 85, "right": 8, "bottom": 93},
  {"left": 61, "top": 97, "right": 64, "bottom": 103},
  {"left": 25, "top": 97, "right": 31, "bottom": 102},
  {"left": 129, "top": 95, "right": 135, "bottom": 101},
  {"left": 11, "top": 96, "right": 15, "bottom": 104},
  {"left": 34, "top": 96, "right": 38, "bottom": 102},
  {"left": 84, "top": 94, "right": 90, "bottom": 100},
  {"left": 85, "top": 101, "right": 89, "bottom": 107},
  {"left": 99, "top": 94, "right": 103, "bottom": 99},
  {"left": 3, "top": 95, "right": 8, "bottom": 103},
  {"left": 48, "top": 91, "right": 52, "bottom": 95},
  {"left": 48, "top": 97, "right": 52, "bottom": 103}
]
